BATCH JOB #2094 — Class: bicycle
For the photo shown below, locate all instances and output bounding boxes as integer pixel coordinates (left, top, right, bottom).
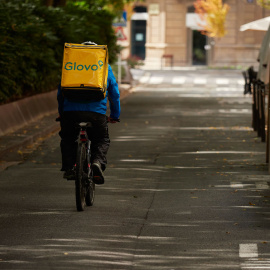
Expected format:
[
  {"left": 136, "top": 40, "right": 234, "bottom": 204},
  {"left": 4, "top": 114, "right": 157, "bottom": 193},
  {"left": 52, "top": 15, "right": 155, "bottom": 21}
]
[
  {"left": 75, "top": 122, "right": 95, "bottom": 211},
  {"left": 57, "top": 116, "right": 119, "bottom": 211}
]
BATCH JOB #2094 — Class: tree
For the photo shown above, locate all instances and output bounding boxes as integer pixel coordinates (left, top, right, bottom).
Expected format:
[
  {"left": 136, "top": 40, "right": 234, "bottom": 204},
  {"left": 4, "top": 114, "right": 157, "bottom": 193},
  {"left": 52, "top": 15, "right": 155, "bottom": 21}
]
[
  {"left": 194, "top": 0, "right": 230, "bottom": 38},
  {"left": 44, "top": 0, "right": 139, "bottom": 13},
  {"left": 257, "top": 0, "right": 270, "bottom": 9}
]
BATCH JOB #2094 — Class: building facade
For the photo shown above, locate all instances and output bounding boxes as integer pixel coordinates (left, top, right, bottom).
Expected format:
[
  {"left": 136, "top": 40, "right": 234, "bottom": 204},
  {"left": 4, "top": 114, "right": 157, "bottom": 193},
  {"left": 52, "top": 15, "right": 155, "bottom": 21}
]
[{"left": 119, "top": 0, "right": 270, "bottom": 69}]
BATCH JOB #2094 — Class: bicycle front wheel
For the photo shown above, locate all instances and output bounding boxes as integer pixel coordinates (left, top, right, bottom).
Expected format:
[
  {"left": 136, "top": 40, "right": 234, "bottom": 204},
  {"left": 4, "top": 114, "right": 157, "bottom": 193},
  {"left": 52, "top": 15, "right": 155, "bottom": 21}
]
[{"left": 75, "top": 143, "right": 86, "bottom": 211}]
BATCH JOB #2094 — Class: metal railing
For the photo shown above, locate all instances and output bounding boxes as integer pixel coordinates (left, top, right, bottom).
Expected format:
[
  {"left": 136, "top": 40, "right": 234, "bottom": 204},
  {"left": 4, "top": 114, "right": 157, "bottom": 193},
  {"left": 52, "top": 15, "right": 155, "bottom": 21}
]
[{"left": 243, "top": 67, "right": 269, "bottom": 165}]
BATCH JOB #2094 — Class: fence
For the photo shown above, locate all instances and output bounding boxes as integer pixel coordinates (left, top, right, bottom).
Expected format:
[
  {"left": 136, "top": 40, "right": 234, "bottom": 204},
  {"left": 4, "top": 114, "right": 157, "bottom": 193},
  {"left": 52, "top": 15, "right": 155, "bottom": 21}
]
[{"left": 243, "top": 67, "right": 270, "bottom": 169}]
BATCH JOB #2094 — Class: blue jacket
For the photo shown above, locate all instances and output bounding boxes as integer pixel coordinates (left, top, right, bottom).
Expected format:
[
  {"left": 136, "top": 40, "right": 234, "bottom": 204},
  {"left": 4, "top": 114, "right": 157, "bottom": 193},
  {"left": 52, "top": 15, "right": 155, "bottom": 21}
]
[{"left": 57, "top": 65, "right": 121, "bottom": 119}]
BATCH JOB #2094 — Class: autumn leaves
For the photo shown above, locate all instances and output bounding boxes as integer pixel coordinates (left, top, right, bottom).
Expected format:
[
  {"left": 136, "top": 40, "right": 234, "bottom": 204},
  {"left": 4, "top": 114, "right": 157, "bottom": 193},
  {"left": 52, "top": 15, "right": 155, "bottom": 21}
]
[{"left": 194, "top": 0, "right": 230, "bottom": 38}]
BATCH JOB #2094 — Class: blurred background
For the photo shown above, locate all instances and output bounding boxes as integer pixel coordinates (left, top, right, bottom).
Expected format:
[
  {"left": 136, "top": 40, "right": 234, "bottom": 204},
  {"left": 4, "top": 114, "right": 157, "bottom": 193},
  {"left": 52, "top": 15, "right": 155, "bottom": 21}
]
[{"left": 1, "top": 0, "right": 269, "bottom": 104}]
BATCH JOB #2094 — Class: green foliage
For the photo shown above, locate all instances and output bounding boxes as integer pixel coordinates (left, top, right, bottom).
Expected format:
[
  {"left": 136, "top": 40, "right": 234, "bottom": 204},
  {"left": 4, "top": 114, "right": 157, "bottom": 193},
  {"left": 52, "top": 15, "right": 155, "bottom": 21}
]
[
  {"left": 111, "top": 64, "right": 126, "bottom": 81},
  {"left": 0, "top": 0, "right": 118, "bottom": 104},
  {"left": 70, "top": 0, "right": 136, "bottom": 14}
]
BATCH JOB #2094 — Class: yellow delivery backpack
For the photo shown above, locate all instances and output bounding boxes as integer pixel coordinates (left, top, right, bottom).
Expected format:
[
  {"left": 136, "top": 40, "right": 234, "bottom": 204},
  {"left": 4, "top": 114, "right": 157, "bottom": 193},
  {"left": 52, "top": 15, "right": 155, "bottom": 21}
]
[{"left": 61, "top": 43, "right": 108, "bottom": 101}]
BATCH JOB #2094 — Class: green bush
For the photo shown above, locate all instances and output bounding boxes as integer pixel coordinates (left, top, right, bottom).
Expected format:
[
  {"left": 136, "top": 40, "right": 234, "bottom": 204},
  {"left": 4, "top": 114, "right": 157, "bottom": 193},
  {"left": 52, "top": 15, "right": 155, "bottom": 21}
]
[
  {"left": 111, "top": 64, "right": 126, "bottom": 82},
  {"left": 0, "top": 0, "right": 118, "bottom": 104}
]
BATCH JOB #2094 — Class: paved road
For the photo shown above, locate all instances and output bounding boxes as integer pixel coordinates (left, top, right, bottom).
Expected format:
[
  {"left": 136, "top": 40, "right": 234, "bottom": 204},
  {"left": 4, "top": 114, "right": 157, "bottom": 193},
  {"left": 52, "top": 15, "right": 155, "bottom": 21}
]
[{"left": 0, "top": 69, "right": 270, "bottom": 269}]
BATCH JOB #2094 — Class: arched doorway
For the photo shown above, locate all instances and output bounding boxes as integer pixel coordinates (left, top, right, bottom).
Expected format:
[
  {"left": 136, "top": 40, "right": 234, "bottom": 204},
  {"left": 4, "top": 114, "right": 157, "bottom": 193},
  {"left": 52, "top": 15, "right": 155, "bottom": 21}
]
[
  {"left": 192, "top": 30, "right": 207, "bottom": 65},
  {"left": 186, "top": 6, "right": 208, "bottom": 65},
  {"left": 131, "top": 6, "right": 147, "bottom": 60}
]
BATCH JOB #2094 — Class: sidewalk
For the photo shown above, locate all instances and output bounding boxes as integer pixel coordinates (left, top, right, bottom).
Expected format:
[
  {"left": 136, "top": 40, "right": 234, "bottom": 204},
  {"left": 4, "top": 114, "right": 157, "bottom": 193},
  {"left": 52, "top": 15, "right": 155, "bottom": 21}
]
[{"left": 0, "top": 84, "right": 132, "bottom": 168}]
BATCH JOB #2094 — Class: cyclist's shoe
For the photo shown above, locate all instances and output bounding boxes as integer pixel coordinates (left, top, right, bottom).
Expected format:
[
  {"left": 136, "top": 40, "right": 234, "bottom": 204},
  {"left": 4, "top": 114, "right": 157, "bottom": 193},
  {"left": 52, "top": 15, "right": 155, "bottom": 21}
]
[
  {"left": 92, "top": 162, "right": 104, "bottom": 185},
  {"left": 63, "top": 169, "right": 75, "bottom": 180}
]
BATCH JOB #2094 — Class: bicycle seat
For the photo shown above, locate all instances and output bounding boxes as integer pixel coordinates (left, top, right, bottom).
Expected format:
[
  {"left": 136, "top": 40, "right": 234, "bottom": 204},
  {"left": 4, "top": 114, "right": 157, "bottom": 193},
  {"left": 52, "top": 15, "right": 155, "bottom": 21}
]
[{"left": 78, "top": 122, "right": 92, "bottom": 128}]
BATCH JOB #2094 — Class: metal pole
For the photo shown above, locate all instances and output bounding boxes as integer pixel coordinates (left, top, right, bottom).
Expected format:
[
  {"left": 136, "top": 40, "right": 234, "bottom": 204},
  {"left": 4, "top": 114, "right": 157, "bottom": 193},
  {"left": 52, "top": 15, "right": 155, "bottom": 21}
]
[
  {"left": 267, "top": 86, "right": 269, "bottom": 163},
  {"left": 118, "top": 53, "right": 121, "bottom": 85}
]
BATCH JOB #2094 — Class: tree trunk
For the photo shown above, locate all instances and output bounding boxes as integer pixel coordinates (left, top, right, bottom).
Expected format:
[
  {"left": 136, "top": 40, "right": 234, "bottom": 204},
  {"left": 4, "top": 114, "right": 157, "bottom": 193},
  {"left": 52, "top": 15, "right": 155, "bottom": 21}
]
[
  {"left": 54, "top": 0, "right": 67, "bottom": 6},
  {"left": 44, "top": 0, "right": 66, "bottom": 7},
  {"left": 44, "top": 0, "right": 54, "bottom": 6}
]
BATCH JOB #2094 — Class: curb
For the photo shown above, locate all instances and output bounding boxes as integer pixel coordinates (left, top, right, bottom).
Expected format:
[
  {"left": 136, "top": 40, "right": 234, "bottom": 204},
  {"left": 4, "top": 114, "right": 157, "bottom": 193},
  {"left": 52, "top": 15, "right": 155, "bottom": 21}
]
[{"left": 0, "top": 90, "right": 58, "bottom": 137}]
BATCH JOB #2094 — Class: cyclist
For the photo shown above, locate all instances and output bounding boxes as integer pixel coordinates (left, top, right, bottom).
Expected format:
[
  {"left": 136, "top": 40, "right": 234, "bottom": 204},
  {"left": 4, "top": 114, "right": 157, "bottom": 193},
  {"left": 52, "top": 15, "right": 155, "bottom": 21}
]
[{"left": 57, "top": 41, "right": 120, "bottom": 184}]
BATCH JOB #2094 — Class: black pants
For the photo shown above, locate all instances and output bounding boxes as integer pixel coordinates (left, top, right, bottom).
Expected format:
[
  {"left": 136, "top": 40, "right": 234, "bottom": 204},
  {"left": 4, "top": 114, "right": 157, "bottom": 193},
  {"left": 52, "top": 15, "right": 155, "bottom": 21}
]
[{"left": 59, "top": 111, "right": 110, "bottom": 171}]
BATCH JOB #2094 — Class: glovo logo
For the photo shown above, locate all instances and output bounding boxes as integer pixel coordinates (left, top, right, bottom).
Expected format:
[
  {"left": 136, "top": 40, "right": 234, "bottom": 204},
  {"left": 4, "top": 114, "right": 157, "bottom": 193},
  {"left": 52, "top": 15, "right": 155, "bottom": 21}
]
[{"left": 64, "top": 60, "right": 103, "bottom": 71}]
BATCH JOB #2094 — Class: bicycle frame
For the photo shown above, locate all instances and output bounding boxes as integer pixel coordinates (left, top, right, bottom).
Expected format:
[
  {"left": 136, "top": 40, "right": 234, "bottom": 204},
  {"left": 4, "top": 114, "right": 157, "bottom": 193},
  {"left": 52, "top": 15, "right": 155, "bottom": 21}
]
[{"left": 76, "top": 122, "right": 91, "bottom": 172}]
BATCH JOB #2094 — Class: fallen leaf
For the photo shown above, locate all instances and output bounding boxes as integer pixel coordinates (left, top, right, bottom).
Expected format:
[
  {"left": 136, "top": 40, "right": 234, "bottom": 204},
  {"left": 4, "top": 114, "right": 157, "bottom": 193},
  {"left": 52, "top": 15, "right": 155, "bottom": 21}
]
[{"left": 165, "top": 165, "right": 174, "bottom": 168}]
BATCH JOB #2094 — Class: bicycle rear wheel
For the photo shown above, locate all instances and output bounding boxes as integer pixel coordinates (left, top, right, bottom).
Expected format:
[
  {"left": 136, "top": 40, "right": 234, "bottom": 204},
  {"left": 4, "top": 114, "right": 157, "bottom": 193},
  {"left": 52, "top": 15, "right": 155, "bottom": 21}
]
[
  {"left": 86, "top": 179, "right": 95, "bottom": 206},
  {"left": 75, "top": 143, "right": 86, "bottom": 211}
]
